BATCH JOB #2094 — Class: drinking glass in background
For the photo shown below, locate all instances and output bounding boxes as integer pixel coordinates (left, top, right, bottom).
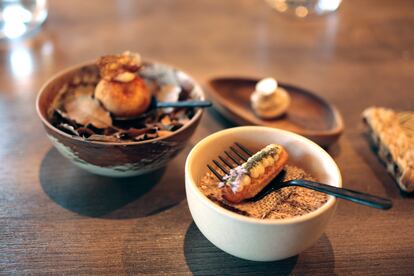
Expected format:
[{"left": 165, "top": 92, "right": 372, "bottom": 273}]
[
  {"left": 0, "top": 0, "right": 47, "bottom": 40},
  {"left": 266, "top": 0, "right": 342, "bottom": 18}
]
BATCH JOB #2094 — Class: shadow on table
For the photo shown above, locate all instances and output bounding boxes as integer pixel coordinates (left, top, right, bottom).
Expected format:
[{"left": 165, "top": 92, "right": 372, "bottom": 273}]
[
  {"left": 207, "top": 105, "right": 238, "bottom": 129},
  {"left": 326, "top": 139, "right": 342, "bottom": 159},
  {"left": 39, "top": 148, "right": 184, "bottom": 219},
  {"left": 183, "top": 222, "right": 335, "bottom": 275}
]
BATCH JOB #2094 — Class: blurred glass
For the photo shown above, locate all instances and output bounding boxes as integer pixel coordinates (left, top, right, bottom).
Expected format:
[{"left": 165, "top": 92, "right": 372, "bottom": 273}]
[
  {"left": 266, "top": 0, "right": 342, "bottom": 18},
  {"left": 0, "top": 0, "right": 47, "bottom": 40}
]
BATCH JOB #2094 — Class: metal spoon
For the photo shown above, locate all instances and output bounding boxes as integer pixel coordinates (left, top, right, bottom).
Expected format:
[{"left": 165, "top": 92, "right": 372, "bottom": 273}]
[{"left": 114, "top": 96, "right": 212, "bottom": 120}]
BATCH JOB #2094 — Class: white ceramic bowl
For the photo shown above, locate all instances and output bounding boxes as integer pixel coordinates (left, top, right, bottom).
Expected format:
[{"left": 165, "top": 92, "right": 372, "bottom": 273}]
[{"left": 185, "top": 126, "right": 341, "bottom": 261}]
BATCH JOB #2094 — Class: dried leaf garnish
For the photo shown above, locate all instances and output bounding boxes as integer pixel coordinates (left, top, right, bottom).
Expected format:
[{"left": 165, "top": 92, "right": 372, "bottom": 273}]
[
  {"left": 122, "top": 128, "right": 151, "bottom": 138},
  {"left": 158, "top": 130, "right": 173, "bottom": 137},
  {"left": 62, "top": 86, "right": 112, "bottom": 129},
  {"left": 161, "top": 115, "right": 172, "bottom": 126},
  {"left": 139, "top": 63, "right": 179, "bottom": 86},
  {"left": 57, "top": 123, "right": 79, "bottom": 136},
  {"left": 48, "top": 61, "right": 197, "bottom": 143},
  {"left": 157, "top": 84, "right": 181, "bottom": 103},
  {"left": 87, "top": 134, "right": 121, "bottom": 142},
  {"left": 76, "top": 127, "right": 95, "bottom": 138},
  {"left": 53, "top": 109, "right": 79, "bottom": 128}
]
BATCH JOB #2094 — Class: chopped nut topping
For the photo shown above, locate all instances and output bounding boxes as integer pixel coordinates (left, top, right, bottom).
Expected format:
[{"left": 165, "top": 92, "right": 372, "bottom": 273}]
[{"left": 97, "top": 51, "right": 141, "bottom": 82}]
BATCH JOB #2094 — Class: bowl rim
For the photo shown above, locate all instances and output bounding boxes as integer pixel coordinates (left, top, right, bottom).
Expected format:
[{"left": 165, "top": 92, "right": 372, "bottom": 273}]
[
  {"left": 36, "top": 60, "right": 205, "bottom": 146},
  {"left": 185, "top": 126, "right": 342, "bottom": 225}
]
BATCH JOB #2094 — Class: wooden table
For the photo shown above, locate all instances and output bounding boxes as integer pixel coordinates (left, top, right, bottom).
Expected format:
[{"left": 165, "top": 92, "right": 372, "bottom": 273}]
[{"left": 1, "top": 0, "right": 413, "bottom": 274}]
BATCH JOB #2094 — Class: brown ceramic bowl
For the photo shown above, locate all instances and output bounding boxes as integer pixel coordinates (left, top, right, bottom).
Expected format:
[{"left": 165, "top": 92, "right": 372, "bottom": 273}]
[{"left": 36, "top": 61, "right": 205, "bottom": 177}]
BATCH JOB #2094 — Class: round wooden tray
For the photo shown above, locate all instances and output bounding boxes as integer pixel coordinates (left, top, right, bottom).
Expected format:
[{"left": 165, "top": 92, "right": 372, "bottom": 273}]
[{"left": 206, "top": 77, "right": 344, "bottom": 147}]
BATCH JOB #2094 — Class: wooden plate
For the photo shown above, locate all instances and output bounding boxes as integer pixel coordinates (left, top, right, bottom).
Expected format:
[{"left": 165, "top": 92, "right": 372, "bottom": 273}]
[{"left": 206, "top": 77, "right": 344, "bottom": 147}]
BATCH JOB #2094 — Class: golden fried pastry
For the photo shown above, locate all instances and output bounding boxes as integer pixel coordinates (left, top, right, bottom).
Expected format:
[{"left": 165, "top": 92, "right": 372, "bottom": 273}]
[
  {"left": 94, "top": 51, "right": 152, "bottom": 117},
  {"left": 95, "top": 77, "right": 151, "bottom": 118},
  {"left": 363, "top": 107, "right": 414, "bottom": 193},
  {"left": 220, "top": 144, "right": 289, "bottom": 203}
]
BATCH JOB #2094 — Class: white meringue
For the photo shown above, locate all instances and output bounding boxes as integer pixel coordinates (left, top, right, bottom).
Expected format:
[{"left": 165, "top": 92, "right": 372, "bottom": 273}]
[{"left": 250, "top": 78, "right": 291, "bottom": 119}]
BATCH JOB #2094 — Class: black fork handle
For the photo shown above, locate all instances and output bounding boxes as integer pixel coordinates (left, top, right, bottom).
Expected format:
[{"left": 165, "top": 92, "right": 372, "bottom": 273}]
[{"left": 288, "top": 179, "right": 393, "bottom": 210}]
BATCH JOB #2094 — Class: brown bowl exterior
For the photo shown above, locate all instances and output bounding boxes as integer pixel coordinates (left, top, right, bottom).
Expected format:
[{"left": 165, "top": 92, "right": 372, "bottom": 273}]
[{"left": 37, "top": 62, "right": 204, "bottom": 177}]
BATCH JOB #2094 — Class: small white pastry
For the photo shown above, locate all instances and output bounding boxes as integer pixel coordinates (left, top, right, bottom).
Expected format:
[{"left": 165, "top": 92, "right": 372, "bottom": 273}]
[{"left": 250, "top": 78, "right": 290, "bottom": 119}]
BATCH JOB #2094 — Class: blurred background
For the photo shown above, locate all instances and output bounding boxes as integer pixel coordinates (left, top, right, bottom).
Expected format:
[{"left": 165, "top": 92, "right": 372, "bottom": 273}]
[
  {"left": 0, "top": 0, "right": 412, "bottom": 129},
  {"left": 1, "top": 1, "right": 414, "bottom": 274}
]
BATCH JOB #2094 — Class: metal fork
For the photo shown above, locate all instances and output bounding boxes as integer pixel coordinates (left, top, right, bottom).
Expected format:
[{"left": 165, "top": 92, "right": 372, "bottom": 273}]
[{"left": 207, "top": 143, "right": 392, "bottom": 210}]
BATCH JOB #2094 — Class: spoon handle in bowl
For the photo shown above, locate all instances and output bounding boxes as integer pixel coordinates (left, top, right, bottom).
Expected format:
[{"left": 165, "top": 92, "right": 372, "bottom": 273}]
[
  {"left": 156, "top": 100, "right": 212, "bottom": 108},
  {"left": 287, "top": 179, "right": 393, "bottom": 210}
]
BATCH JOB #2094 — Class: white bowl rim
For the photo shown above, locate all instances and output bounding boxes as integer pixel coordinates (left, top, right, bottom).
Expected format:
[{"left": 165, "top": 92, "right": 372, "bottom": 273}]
[
  {"left": 185, "top": 126, "right": 342, "bottom": 225},
  {"left": 36, "top": 60, "right": 204, "bottom": 146}
]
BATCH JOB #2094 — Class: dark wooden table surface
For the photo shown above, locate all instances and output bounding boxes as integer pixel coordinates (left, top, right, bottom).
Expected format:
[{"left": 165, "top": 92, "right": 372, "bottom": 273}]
[{"left": 1, "top": 0, "right": 413, "bottom": 275}]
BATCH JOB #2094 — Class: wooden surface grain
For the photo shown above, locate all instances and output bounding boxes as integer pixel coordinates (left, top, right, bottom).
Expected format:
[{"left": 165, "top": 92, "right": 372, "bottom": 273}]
[
  {"left": 207, "top": 77, "right": 344, "bottom": 146},
  {"left": 1, "top": 0, "right": 414, "bottom": 275}
]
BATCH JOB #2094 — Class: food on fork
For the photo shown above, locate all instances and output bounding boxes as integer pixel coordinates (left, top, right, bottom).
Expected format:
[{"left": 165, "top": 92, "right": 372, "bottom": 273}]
[
  {"left": 198, "top": 143, "right": 328, "bottom": 219},
  {"left": 94, "top": 51, "right": 152, "bottom": 118},
  {"left": 250, "top": 78, "right": 290, "bottom": 119},
  {"left": 362, "top": 107, "right": 414, "bottom": 193},
  {"left": 220, "top": 144, "right": 289, "bottom": 203}
]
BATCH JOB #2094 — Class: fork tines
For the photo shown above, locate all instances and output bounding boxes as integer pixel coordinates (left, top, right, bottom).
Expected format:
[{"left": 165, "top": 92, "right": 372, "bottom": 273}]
[{"left": 207, "top": 143, "right": 252, "bottom": 182}]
